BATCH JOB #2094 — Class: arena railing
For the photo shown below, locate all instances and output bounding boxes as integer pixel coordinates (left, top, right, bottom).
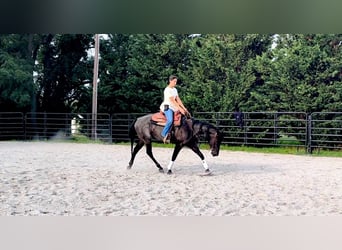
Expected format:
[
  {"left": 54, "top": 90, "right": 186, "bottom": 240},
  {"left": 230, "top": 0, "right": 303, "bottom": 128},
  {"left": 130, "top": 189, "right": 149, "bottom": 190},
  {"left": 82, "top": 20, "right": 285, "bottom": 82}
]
[{"left": 0, "top": 112, "right": 341, "bottom": 153}]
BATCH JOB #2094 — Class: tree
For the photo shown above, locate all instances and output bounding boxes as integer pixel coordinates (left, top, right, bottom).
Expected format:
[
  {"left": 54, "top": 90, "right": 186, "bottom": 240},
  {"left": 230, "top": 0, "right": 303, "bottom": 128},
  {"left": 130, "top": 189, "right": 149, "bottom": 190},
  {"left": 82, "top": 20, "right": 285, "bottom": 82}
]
[
  {"left": 35, "top": 34, "right": 93, "bottom": 112},
  {"left": 182, "top": 34, "right": 273, "bottom": 113},
  {"left": 97, "top": 34, "right": 191, "bottom": 113},
  {"left": 92, "top": 34, "right": 130, "bottom": 114},
  {"left": 1, "top": 33, "right": 340, "bottom": 116},
  {"left": 0, "top": 34, "right": 40, "bottom": 112},
  {"left": 246, "top": 34, "right": 342, "bottom": 113}
]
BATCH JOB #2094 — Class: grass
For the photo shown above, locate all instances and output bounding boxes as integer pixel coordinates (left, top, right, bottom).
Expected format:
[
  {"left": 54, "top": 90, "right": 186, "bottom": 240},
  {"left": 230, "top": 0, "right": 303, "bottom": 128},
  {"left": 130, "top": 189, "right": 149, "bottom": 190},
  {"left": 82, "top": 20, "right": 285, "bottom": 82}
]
[
  {"left": 118, "top": 141, "right": 342, "bottom": 157},
  {"left": 48, "top": 134, "right": 104, "bottom": 144},
  {"left": 309, "top": 149, "right": 342, "bottom": 158},
  {"left": 223, "top": 145, "right": 342, "bottom": 157},
  {"left": 17, "top": 136, "right": 342, "bottom": 158},
  {"left": 277, "top": 134, "right": 302, "bottom": 146},
  {"left": 218, "top": 144, "right": 342, "bottom": 157},
  {"left": 69, "top": 134, "right": 96, "bottom": 143},
  {"left": 220, "top": 145, "right": 307, "bottom": 155}
]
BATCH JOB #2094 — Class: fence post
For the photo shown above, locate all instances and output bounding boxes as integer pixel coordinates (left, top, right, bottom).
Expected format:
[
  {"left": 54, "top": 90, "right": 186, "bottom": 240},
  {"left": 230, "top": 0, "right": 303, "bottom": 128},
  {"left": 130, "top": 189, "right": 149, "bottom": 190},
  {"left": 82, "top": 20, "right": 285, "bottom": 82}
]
[
  {"left": 23, "top": 113, "right": 26, "bottom": 141},
  {"left": 244, "top": 112, "right": 248, "bottom": 145},
  {"left": 109, "top": 114, "right": 113, "bottom": 143},
  {"left": 274, "top": 112, "right": 278, "bottom": 145},
  {"left": 68, "top": 113, "right": 72, "bottom": 137},
  {"left": 216, "top": 113, "right": 220, "bottom": 128},
  {"left": 44, "top": 112, "right": 47, "bottom": 139},
  {"left": 306, "top": 114, "right": 312, "bottom": 154}
]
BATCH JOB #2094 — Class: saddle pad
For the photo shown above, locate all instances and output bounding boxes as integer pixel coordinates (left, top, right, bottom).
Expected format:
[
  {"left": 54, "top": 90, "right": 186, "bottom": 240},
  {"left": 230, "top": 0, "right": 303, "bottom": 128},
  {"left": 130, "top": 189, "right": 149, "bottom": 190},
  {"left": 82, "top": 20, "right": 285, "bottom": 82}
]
[{"left": 151, "top": 111, "right": 182, "bottom": 126}]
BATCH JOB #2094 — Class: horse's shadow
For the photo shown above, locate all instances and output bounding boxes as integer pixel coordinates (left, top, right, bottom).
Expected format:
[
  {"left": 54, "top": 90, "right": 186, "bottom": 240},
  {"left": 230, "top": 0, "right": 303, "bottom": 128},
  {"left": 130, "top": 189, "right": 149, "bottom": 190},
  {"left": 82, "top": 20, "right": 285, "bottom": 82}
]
[{"left": 170, "top": 162, "right": 282, "bottom": 176}]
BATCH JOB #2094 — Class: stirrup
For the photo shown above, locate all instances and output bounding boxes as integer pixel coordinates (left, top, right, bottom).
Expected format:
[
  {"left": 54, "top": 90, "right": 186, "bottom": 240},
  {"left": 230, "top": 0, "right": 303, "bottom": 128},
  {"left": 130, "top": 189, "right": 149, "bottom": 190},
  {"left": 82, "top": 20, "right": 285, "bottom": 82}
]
[{"left": 163, "top": 134, "right": 170, "bottom": 144}]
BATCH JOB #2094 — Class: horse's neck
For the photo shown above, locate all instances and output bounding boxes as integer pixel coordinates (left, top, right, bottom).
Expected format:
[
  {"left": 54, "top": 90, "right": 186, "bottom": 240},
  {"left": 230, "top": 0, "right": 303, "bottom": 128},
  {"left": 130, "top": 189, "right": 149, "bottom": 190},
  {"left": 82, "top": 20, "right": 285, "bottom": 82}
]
[{"left": 193, "top": 120, "right": 212, "bottom": 137}]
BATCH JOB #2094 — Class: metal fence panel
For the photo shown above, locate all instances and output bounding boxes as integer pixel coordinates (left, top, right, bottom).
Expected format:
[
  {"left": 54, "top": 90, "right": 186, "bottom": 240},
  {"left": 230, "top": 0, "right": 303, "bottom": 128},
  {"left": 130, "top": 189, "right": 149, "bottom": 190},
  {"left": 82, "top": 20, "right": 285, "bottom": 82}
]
[
  {"left": 25, "top": 113, "right": 111, "bottom": 142},
  {"left": 0, "top": 112, "right": 341, "bottom": 152},
  {"left": 194, "top": 112, "right": 245, "bottom": 145},
  {"left": 194, "top": 112, "right": 308, "bottom": 148},
  {"left": 111, "top": 113, "right": 146, "bottom": 142},
  {"left": 310, "top": 112, "right": 342, "bottom": 151},
  {"left": 0, "top": 112, "right": 24, "bottom": 140}
]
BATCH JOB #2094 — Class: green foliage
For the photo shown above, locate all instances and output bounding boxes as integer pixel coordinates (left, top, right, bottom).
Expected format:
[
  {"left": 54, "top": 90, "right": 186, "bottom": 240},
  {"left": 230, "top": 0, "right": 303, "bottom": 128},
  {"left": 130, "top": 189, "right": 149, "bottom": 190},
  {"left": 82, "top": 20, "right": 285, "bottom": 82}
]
[
  {"left": 97, "top": 34, "right": 192, "bottom": 113},
  {"left": 0, "top": 33, "right": 341, "bottom": 117},
  {"left": 246, "top": 34, "right": 342, "bottom": 113},
  {"left": 277, "top": 135, "right": 302, "bottom": 146},
  {"left": 0, "top": 34, "right": 37, "bottom": 111},
  {"left": 35, "top": 34, "right": 93, "bottom": 112}
]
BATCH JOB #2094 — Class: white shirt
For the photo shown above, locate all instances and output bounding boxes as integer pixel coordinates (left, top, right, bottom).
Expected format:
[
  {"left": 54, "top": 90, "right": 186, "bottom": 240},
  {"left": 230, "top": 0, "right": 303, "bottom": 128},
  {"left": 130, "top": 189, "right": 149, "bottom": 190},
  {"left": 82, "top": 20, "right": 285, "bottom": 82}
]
[{"left": 160, "top": 86, "right": 179, "bottom": 111}]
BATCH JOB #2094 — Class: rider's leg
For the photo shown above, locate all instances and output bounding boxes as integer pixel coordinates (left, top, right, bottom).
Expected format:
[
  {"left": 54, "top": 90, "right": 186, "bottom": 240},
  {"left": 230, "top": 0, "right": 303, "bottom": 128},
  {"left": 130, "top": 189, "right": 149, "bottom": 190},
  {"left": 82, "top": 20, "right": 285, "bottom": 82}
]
[{"left": 161, "top": 109, "right": 174, "bottom": 142}]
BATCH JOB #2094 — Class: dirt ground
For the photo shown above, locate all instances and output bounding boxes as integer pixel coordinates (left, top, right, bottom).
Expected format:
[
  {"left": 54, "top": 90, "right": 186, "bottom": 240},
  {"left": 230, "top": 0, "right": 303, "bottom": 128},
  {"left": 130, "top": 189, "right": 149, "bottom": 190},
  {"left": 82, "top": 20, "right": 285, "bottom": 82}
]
[{"left": 1, "top": 141, "right": 341, "bottom": 215}]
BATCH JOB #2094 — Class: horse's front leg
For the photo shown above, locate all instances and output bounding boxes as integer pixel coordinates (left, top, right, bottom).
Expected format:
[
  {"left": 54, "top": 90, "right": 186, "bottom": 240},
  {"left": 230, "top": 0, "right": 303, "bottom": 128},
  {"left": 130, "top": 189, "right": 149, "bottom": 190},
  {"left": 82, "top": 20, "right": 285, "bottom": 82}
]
[
  {"left": 189, "top": 144, "right": 211, "bottom": 174},
  {"left": 145, "top": 143, "right": 164, "bottom": 173},
  {"left": 166, "top": 143, "right": 183, "bottom": 175}
]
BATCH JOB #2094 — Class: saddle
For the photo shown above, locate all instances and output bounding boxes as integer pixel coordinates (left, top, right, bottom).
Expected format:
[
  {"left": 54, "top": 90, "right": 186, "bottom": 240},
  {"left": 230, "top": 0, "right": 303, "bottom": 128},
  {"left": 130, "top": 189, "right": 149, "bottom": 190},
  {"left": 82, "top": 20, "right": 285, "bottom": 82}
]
[{"left": 151, "top": 111, "right": 182, "bottom": 127}]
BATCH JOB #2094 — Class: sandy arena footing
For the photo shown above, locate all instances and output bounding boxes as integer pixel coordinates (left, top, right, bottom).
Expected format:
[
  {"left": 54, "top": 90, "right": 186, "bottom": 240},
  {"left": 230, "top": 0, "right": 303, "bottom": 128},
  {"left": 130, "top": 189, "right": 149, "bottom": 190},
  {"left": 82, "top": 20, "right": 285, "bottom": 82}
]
[{"left": 0, "top": 141, "right": 341, "bottom": 215}]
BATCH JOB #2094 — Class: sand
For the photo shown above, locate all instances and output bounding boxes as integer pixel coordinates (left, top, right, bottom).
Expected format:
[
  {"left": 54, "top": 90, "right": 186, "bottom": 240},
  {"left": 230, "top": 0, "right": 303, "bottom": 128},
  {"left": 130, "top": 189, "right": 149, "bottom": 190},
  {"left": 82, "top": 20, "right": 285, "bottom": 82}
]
[{"left": 0, "top": 141, "right": 341, "bottom": 216}]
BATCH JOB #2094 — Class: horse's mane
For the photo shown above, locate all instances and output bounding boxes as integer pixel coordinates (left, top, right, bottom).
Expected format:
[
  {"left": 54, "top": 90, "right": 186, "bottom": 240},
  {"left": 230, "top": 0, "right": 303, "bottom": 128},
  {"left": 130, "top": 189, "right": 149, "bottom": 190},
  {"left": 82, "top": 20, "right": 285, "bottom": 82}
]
[{"left": 192, "top": 119, "right": 219, "bottom": 139}]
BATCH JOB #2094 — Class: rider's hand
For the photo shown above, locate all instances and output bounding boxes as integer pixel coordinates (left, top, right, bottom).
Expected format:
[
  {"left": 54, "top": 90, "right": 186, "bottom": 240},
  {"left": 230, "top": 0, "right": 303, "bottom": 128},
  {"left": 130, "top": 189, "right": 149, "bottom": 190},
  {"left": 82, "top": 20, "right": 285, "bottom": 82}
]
[{"left": 183, "top": 109, "right": 190, "bottom": 117}]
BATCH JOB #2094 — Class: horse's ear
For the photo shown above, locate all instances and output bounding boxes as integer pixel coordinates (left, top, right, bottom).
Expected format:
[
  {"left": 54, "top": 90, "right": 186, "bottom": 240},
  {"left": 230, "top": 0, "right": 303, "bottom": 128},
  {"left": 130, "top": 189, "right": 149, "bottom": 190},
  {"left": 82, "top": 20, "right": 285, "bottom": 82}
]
[{"left": 219, "top": 128, "right": 225, "bottom": 138}]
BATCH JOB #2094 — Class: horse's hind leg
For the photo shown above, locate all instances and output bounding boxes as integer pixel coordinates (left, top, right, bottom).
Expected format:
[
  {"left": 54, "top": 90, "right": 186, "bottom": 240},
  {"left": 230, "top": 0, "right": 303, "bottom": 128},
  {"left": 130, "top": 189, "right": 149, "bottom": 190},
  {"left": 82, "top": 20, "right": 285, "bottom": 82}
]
[
  {"left": 166, "top": 143, "right": 183, "bottom": 175},
  {"left": 127, "top": 141, "right": 144, "bottom": 169},
  {"left": 145, "top": 143, "right": 164, "bottom": 173}
]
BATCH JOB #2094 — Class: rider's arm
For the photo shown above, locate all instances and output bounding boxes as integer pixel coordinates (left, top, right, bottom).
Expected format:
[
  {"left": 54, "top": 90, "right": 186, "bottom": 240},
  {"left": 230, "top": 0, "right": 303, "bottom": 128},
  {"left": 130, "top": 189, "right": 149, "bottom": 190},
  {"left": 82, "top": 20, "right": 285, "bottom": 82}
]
[{"left": 175, "top": 96, "right": 187, "bottom": 112}]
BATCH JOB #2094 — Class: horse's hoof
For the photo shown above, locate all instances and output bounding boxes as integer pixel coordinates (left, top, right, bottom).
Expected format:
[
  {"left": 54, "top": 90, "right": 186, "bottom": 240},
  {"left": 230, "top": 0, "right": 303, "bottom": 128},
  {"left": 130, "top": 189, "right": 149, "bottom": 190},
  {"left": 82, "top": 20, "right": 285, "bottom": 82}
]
[
  {"left": 167, "top": 170, "right": 172, "bottom": 175},
  {"left": 159, "top": 168, "right": 164, "bottom": 173},
  {"left": 199, "top": 169, "right": 212, "bottom": 176},
  {"left": 127, "top": 164, "right": 132, "bottom": 170}
]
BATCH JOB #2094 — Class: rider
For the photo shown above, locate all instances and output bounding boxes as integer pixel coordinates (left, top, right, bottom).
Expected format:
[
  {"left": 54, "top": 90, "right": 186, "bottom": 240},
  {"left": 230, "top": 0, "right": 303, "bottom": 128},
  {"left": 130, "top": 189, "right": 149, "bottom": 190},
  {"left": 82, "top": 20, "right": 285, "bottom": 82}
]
[{"left": 160, "top": 75, "right": 188, "bottom": 143}]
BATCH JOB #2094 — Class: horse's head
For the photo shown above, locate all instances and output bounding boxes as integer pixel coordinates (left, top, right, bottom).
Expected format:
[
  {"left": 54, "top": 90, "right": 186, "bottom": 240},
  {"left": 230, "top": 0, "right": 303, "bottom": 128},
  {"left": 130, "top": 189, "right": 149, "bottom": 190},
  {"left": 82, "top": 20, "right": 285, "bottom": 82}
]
[
  {"left": 192, "top": 120, "right": 223, "bottom": 157},
  {"left": 233, "top": 111, "right": 244, "bottom": 129},
  {"left": 208, "top": 127, "right": 223, "bottom": 157}
]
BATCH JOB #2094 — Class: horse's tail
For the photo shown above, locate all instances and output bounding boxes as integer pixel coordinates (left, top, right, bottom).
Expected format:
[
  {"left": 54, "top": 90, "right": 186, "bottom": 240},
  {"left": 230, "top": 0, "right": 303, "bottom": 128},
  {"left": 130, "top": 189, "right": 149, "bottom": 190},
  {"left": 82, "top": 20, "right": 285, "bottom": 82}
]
[{"left": 128, "top": 118, "right": 137, "bottom": 153}]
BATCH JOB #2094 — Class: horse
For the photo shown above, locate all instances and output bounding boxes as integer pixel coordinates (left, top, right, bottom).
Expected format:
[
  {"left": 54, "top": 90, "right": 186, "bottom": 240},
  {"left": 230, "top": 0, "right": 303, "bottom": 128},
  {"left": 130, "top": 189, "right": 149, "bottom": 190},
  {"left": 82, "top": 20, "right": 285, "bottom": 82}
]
[{"left": 127, "top": 113, "right": 223, "bottom": 175}]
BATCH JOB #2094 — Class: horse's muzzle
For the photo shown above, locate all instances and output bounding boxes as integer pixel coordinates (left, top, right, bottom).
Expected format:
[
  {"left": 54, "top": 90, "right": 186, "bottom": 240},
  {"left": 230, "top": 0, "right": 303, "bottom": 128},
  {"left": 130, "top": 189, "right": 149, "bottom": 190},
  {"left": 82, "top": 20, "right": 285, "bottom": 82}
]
[{"left": 211, "top": 151, "right": 219, "bottom": 157}]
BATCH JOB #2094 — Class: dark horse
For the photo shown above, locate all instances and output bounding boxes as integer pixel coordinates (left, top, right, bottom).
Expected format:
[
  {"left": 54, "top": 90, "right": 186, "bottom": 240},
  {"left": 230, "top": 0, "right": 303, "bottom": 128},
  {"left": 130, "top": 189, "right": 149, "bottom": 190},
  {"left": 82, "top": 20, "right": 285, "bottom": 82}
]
[{"left": 127, "top": 114, "right": 223, "bottom": 175}]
